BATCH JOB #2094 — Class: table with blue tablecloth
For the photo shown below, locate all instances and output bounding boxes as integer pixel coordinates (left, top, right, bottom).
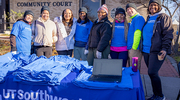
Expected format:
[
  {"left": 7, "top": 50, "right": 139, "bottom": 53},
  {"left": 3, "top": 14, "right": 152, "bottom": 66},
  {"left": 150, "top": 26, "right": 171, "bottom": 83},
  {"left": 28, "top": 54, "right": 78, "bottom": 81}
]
[{"left": 0, "top": 70, "right": 145, "bottom": 100}]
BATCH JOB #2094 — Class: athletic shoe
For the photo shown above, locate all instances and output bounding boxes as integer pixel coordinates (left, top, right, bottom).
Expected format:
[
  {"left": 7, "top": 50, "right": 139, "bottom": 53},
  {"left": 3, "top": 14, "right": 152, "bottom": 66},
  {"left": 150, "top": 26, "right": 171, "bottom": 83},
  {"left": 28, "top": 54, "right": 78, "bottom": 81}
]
[{"left": 147, "top": 94, "right": 157, "bottom": 100}]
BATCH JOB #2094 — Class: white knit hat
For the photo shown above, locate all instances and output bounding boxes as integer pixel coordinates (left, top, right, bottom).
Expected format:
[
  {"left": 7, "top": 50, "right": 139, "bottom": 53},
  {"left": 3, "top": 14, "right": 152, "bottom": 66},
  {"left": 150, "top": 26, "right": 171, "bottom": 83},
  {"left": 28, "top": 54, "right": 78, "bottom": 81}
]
[{"left": 97, "top": 4, "right": 108, "bottom": 14}]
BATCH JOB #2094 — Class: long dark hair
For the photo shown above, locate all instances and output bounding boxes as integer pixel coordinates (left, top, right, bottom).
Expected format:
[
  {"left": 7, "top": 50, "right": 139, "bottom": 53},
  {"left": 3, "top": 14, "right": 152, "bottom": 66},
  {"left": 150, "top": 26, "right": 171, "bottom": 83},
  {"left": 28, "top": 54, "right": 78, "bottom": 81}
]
[
  {"left": 77, "top": 13, "right": 90, "bottom": 24},
  {"left": 62, "top": 9, "right": 73, "bottom": 27},
  {"left": 147, "top": 4, "right": 162, "bottom": 14}
]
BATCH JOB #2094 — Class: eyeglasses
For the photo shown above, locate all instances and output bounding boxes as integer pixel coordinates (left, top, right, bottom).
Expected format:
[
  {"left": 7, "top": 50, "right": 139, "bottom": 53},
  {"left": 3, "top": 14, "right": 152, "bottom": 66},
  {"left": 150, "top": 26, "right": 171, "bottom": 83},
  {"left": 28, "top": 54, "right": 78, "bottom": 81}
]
[{"left": 97, "top": 11, "right": 106, "bottom": 14}]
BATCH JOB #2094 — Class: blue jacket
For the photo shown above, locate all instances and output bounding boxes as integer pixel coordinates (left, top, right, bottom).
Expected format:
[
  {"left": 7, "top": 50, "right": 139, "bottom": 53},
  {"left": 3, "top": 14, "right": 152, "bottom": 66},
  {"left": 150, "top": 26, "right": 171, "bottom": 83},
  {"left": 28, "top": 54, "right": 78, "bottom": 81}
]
[
  {"left": 74, "top": 20, "right": 93, "bottom": 47},
  {"left": 127, "top": 14, "right": 145, "bottom": 50}
]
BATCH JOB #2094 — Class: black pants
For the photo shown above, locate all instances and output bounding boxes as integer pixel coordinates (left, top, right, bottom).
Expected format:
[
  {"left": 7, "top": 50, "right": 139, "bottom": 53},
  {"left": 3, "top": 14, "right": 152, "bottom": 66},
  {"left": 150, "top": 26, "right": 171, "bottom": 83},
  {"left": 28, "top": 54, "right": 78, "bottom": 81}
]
[
  {"left": 57, "top": 49, "right": 73, "bottom": 57},
  {"left": 34, "top": 46, "right": 52, "bottom": 58},
  {"left": 143, "top": 53, "right": 165, "bottom": 97}
]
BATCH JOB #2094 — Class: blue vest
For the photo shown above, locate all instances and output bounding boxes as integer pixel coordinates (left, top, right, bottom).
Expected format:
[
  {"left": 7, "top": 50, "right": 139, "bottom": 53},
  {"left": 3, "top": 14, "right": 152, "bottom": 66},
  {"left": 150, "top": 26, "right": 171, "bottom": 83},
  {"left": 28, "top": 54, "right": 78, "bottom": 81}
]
[{"left": 142, "top": 15, "right": 158, "bottom": 53}]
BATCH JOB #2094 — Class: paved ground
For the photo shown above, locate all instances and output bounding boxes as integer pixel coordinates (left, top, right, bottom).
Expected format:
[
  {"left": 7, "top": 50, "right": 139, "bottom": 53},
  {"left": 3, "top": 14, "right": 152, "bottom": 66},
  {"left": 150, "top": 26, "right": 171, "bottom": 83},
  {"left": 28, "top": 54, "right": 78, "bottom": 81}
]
[
  {"left": 0, "top": 33, "right": 180, "bottom": 100},
  {"left": 140, "top": 56, "right": 180, "bottom": 100}
]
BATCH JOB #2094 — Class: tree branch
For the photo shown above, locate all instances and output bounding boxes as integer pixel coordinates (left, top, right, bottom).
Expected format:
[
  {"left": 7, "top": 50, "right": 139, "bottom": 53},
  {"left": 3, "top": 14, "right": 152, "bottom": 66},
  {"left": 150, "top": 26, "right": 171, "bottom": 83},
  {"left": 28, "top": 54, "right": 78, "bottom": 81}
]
[
  {"left": 142, "top": 3, "right": 148, "bottom": 8},
  {"left": 172, "top": 6, "right": 180, "bottom": 18},
  {"left": 162, "top": 5, "right": 172, "bottom": 18}
]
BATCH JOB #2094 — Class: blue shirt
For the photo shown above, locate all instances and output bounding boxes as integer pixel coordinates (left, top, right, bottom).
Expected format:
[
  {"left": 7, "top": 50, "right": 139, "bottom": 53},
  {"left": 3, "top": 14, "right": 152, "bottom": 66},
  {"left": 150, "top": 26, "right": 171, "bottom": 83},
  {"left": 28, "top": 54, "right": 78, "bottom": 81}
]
[
  {"left": 11, "top": 21, "right": 32, "bottom": 55},
  {"left": 127, "top": 14, "right": 145, "bottom": 50},
  {"left": 75, "top": 20, "right": 93, "bottom": 43},
  {"left": 111, "top": 22, "right": 127, "bottom": 47},
  {"left": 142, "top": 15, "right": 158, "bottom": 53}
]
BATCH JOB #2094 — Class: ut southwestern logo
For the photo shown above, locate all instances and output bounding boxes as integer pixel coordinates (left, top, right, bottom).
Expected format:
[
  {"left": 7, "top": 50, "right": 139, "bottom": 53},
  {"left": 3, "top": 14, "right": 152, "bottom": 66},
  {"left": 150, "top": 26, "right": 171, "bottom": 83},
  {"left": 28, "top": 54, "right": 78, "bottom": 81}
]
[
  {"left": 25, "top": 27, "right": 31, "bottom": 31},
  {"left": 1, "top": 89, "right": 83, "bottom": 100},
  {"left": 77, "top": 23, "right": 86, "bottom": 27},
  {"left": 148, "top": 20, "right": 155, "bottom": 23},
  {"left": 115, "top": 26, "right": 124, "bottom": 29}
]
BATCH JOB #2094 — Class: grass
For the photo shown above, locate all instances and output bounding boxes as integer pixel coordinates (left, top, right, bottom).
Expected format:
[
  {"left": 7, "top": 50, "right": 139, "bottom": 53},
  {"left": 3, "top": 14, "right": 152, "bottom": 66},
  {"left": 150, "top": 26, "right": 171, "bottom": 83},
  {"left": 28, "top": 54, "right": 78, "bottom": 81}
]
[
  {"left": 172, "top": 48, "right": 180, "bottom": 63},
  {"left": 173, "top": 56, "right": 180, "bottom": 63},
  {"left": 0, "top": 34, "right": 10, "bottom": 36},
  {"left": 0, "top": 40, "right": 11, "bottom": 55},
  {"left": 0, "top": 40, "right": 58, "bottom": 56}
]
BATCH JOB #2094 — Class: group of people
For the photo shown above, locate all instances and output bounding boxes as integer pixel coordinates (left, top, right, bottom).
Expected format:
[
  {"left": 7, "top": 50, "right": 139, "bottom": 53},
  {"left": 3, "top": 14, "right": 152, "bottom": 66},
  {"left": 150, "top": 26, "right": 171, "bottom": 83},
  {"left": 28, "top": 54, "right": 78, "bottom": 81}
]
[{"left": 10, "top": 0, "right": 174, "bottom": 100}]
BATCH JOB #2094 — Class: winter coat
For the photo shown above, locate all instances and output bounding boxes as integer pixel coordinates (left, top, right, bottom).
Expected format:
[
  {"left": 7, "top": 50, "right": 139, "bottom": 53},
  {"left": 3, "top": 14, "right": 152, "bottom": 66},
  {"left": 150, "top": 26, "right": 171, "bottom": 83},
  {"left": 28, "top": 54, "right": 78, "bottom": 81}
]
[
  {"left": 88, "top": 16, "right": 112, "bottom": 52},
  {"left": 54, "top": 16, "right": 77, "bottom": 51},
  {"left": 141, "top": 10, "right": 174, "bottom": 54},
  {"left": 31, "top": 17, "right": 57, "bottom": 47}
]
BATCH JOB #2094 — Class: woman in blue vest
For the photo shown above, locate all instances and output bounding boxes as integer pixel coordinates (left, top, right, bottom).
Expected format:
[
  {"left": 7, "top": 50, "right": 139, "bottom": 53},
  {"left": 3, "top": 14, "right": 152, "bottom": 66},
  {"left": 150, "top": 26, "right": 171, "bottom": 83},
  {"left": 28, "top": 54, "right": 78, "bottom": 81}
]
[
  {"left": 10, "top": 10, "right": 34, "bottom": 55},
  {"left": 141, "top": 0, "right": 173, "bottom": 99},
  {"left": 74, "top": 7, "right": 93, "bottom": 60},
  {"left": 110, "top": 7, "right": 129, "bottom": 67}
]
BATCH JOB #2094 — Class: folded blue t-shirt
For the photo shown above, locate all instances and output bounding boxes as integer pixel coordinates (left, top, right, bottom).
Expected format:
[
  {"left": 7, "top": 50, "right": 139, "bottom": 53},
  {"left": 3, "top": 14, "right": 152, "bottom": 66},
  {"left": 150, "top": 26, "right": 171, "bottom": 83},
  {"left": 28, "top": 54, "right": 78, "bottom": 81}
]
[{"left": 73, "top": 67, "right": 134, "bottom": 90}]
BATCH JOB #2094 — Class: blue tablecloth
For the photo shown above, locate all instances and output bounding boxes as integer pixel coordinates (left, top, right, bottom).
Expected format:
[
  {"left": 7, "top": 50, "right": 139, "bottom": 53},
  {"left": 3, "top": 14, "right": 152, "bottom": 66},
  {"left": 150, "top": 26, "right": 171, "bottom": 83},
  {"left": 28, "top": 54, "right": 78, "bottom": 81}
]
[{"left": 0, "top": 70, "right": 145, "bottom": 100}]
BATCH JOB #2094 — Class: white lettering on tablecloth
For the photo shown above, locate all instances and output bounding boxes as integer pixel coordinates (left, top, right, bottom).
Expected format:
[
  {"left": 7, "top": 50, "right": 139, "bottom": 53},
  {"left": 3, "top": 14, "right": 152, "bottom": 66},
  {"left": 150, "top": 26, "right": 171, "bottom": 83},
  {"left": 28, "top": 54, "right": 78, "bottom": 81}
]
[{"left": 1, "top": 89, "right": 82, "bottom": 100}]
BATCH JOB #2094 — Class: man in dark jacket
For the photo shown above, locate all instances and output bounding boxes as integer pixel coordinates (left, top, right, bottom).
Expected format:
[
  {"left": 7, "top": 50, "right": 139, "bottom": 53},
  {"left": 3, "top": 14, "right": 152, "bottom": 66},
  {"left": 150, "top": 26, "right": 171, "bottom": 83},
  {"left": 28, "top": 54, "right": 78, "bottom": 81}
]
[{"left": 87, "top": 4, "right": 112, "bottom": 66}]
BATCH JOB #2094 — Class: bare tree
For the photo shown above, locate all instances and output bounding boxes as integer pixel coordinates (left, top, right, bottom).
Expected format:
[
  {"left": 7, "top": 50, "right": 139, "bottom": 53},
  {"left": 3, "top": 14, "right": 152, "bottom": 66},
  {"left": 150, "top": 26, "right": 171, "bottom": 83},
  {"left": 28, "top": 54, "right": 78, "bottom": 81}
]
[
  {"left": 172, "top": 6, "right": 180, "bottom": 55},
  {"left": 160, "top": 0, "right": 180, "bottom": 55},
  {"left": 162, "top": 0, "right": 180, "bottom": 18}
]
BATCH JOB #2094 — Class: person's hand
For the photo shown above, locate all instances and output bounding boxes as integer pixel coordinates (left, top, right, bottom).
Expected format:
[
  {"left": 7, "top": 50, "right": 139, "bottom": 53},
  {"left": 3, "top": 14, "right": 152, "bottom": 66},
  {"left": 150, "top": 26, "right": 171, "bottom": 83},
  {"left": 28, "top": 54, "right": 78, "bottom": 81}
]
[
  {"left": 159, "top": 50, "right": 166, "bottom": 60},
  {"left": 11, "top": 51, "right": 17, "bottom": 54},
  {"left": 52, "top": 36, "right": 58, "bottom": 43},
  {"left": 84, "top": 49, "right": 88, "bottom": 55},
  {"left": 96, "top": 51, "right": 102, "bottom": 59}
]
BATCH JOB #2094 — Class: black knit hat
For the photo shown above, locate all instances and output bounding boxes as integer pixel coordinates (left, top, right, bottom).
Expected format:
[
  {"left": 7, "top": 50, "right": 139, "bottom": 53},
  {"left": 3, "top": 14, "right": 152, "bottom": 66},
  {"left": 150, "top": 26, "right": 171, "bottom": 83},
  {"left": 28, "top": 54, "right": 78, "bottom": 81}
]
[
  {"left": 24, "top": 10, "right": 34, "bottom": 18},
  {"left": 115, "top": 7, "right": 126, "bottom": 16},
  {"left": 149, "top": 0, "right": 161, "bottom": 6},
  {"left": 41, "top": 6, "right": 50, "bottom": 14},
  {"left": 79, "top": 7, "right": 87, "bottom": 13},
  {"left": 126, "top": 3, "right": 137, "bottom": 11}
]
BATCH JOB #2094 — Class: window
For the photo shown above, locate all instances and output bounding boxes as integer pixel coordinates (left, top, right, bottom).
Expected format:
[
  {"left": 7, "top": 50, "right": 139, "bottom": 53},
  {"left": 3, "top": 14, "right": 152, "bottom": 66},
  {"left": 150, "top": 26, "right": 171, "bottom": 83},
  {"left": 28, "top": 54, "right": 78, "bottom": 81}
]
[{"left": 81, "top": 0, "right": 105, "bottom": 22}]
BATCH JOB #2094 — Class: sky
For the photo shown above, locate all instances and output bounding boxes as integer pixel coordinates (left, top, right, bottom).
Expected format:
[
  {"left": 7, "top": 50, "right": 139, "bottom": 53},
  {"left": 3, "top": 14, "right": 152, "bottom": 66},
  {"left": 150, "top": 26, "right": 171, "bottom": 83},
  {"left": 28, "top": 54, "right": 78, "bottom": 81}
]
[{"left": 162, "top": 0, "right": 180, "bottom": 21}]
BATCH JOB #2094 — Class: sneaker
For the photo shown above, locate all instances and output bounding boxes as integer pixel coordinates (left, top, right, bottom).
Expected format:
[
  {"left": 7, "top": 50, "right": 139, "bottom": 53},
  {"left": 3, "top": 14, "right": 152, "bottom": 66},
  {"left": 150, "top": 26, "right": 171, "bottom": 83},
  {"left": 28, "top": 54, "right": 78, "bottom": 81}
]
[
  {"left": 147, "top": 94, "right": 157, "bottom": 100},
  {"left": 154, "top": 95, "right": 165, "bottom": 100}
]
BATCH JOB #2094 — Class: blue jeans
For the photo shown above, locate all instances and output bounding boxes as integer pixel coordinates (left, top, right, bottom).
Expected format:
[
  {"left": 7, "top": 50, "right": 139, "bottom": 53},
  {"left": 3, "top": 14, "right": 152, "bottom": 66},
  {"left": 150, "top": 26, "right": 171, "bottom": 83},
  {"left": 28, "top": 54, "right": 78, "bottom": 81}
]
[{"left": 110, "top": 51, "right": 128, "bottom": 67}]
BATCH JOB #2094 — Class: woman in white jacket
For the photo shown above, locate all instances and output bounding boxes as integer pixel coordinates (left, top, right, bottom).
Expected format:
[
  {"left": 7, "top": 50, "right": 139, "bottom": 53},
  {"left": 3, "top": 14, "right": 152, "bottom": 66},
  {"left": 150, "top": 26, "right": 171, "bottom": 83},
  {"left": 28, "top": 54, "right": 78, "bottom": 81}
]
[
  {"left": 32, "top": 6, "right": 57, "bottom": 58},
  {"left": 54, "top": 8, "right": 77, "bottom": 57}
]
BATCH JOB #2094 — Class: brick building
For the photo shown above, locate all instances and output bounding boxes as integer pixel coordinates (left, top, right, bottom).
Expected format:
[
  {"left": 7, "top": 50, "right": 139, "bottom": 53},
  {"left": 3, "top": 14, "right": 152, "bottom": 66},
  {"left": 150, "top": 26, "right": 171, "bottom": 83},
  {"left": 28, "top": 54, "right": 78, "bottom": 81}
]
[{"left": 0, "top": 0, "right": 149, "bottom": 32}]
